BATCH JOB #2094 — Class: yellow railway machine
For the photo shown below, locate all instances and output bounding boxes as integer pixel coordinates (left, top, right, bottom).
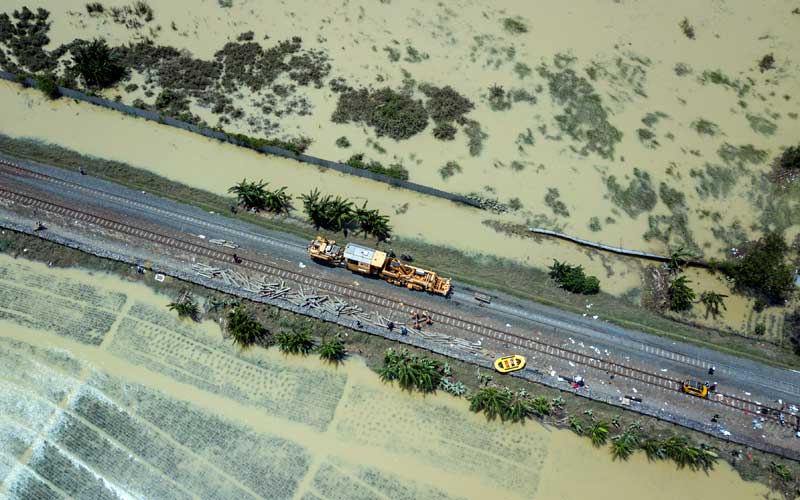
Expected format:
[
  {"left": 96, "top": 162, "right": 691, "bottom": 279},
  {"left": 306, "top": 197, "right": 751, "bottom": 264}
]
[{"left": 308, "top": 236, "right": 452, "bottom": 296}]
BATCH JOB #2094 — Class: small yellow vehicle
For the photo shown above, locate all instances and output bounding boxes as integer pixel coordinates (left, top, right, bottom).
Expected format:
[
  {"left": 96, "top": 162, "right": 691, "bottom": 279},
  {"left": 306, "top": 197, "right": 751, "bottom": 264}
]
[
  {"left": 494, "top": 355, "right": 526, "bottom": 374},
  {"left": 681, "top": 378, "right": 709, "bottom": 398}
]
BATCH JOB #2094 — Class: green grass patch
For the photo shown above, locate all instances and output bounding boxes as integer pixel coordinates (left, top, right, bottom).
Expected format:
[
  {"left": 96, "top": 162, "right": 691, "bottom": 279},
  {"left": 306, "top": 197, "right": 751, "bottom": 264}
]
[
  {"left": 605, "top": 168, "right": 657, "bottom": 217},
  {"left": 746, "top": 114, "right": 777, "bottom": 136}
]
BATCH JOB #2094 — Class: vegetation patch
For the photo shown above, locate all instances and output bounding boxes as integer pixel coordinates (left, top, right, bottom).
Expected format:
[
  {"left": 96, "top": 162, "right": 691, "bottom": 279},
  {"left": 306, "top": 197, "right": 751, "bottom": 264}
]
[
  {"left": 228, "top": 178, "right": 292, "bottom": 214},
  {"left": 746, "top": 114, "right": 777, "bottom": 136},
  {"left": 668, "top": 276, "right": 695, "bottom": 312},
  {"left": 463, "top": 120, "right": 488, "bottom": 156},
  {"left": 544, "top": 188, "right": 570, "bottom": 217},
  {"left": 679, "top": 18, "right": 696, "bottom": 39},
  {"left": 418, "top": 83, "right": 474, "bottom": 140},
  {"left": 605, "top": 168, "right": 657, "bottom": 217},
  {"left": 689, "top": 164, "right": 737, "bottom": 200},
  {"left": 637, "top": 128, "right": 658, "bottom": 149},
  {"left": 548, "top": 260, "right": 600, "bottom": 294},
  {"left": 301, "top": 189, "right": 391, "bottom": 241},
  {"left": 438, "top": 161, "right": 462, "bottom": 180},
  {"left": 502, "top": 16, "right": 528, "bottom": 34},
  {"left": 0, "top": 7, "right": 59, "bottom": 73},
  {"left": 717, "top": 143, "right": 768, "bottom": 169},
  {"left": 335, "top": 136, "right": 350, "bottom": 148},
  {"left": 332, "top": 86, "right": 429, "bottom": 141},
  {"left": 538, "top": 55, "right": 622, "bottom": 159},
  {"left": 690, "top": 118, "right": 720, "bottom": 136},
  {"left": 714, "top": 231, "right": 796, "bottom": 304},
  {"left": 343, "top": 153, "right": 409, "bottom": 181}
]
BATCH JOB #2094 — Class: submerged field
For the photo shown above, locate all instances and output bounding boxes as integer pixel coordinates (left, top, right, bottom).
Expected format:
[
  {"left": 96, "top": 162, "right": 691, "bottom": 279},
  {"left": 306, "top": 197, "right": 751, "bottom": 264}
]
[
  {"left": 0, "top": 253, "right": 778, "bottom": 499},
  {"left": 0, "top": 1, "right": 798, "bottom": 337}
]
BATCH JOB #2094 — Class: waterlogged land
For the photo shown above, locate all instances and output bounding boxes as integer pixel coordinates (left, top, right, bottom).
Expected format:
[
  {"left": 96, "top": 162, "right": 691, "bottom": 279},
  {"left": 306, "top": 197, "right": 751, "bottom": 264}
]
[
  {"left": 0, "top": 1, "right": 798, "bottom": 337},
  {"left": 0, "top": 254, "right": 778, "bottom": 499}
]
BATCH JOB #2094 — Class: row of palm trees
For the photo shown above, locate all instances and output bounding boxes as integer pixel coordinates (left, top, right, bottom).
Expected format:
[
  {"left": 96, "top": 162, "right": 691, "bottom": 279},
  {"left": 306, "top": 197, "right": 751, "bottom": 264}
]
[
  {"left": 468, "top": 386, "right": 553, "bottom": 423},
  {"left": 228, "top": 180, "right": 392, "bottom": 241},
  {"left": 379, "top": 348, "right": 443, "bottom": 392}
]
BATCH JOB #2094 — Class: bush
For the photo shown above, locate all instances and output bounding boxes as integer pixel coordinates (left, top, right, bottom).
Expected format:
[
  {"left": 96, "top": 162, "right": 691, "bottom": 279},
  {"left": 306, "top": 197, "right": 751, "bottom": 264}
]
[
  {"left": 317, "top": 336, "right": 346, "bottom": 363},
  {"left": 503, "top": 17, "right": 528, "bottom": 34},
  {"left": 35, "top": 73, "right": 60, "bottom": 99},
  {"left": 758, "top": 53, "right": 775, "bottom": 72},
  {"left": 754, "top": 322, "right": 766, "bottom": 336},
  {"left": 335, "top": 136, "right": 350, "bottom": 148},
  {"left": 344, "top": 153, "right": 409, "bottom": 181},
  {"left": 332, "top": 86, "right": 429, "bottom": 140},
  {"left": 779, "top": 145, "right": 800, "bottom": 170},
  {"left": 432, "top": 122, "right": 456, "bottom": 140},
  {"left": 439, "top": 161, "right": 462, "bottom": 180},
  {"left": 729, "top": 231, "right": 795, "bottom": 304},
  {"left": 548, "top": 260, "right": 600, "bottom": 294},
  {"left": 679, "top": 18, "right": 695, "bottom": 39}
]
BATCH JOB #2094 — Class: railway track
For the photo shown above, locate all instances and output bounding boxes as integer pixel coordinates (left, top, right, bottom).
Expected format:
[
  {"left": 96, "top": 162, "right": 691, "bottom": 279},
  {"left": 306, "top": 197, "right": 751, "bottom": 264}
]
[{"left": 0, "top": 184, "right": 788, "bottom": 426}]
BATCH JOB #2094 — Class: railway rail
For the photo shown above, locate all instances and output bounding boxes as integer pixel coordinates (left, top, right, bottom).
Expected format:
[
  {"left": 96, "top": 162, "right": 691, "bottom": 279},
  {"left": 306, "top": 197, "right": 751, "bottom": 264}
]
[{"left": 0, "top": 185, "right": 789, "bottom": 426}]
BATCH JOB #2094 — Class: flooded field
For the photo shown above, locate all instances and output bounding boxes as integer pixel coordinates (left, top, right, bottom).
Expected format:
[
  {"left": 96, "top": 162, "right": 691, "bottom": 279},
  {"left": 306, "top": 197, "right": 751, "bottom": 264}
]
[
  {"left": 0, "top": 253, "right": 778, "bottom": 499},
  {"left": 0, "top": 0, "right": 798, "bottom": 336}
]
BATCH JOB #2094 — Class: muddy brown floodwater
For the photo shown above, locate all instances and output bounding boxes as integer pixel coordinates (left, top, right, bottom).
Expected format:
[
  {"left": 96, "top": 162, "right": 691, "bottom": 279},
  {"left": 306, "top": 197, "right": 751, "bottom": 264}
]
[{"left": 0, "top": 254, "right": 778, "bottom": 499}]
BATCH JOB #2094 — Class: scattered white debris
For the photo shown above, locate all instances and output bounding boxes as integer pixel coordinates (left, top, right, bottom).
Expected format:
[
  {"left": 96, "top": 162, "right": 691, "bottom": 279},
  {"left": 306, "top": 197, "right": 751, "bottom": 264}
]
[
  {"left": 586, "top": 304, "right": 593, "bottom": 309},
  {"left": 22, "top": 248, "right": 28, "bottom": 252},
  {"left": 154, "top": 273, "right": 165, "bottom": 282},
  {"left": 660, "top": 368, "right": 668, "bottom": 372},
  {"left": 719, "top": 429, "right": 731, "bottom": 436},
  {"left": 632, "top": 388, "right": 638, "bottom": 393},
  {"left": 568, "top": 338, "right": 575, "bottom": 344},
  {"left": 197, "top": 234, "right": 206, "bottom": 239},
  {"left": 550, "top": 370, "right": 557, "bottom": 377},
  {"left": 298, "top": 262, "right": 306, "bottom": 269},
  {"left": 592, "top": 315, "right": 599, "bottom": 320},
  {"left": 569, "top": 361, "right": 575, "bottom": 367},
  {"left": 505, "top": 323, "right": 512, "bottom": 328},
  {"left": 745, "top": 392, "right": 751, "bottom": 396}
]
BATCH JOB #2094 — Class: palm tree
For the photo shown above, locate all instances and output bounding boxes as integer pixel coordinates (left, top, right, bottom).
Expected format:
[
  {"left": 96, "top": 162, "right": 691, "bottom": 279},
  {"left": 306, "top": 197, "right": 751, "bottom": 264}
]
[
  {"left": 264, "top": 186, "right": 293, "bottom": 214},
  {"left": 699, "top": 291, "right": 728, "bottom": 319},
  {"left": 275, "top": 330, "right": 315, "bottom": 355},
  {"left": 610, "top": 430, "right": 640, "bottom": 461},
  {"left": 668, "top": 275, "right": 696, "bottom": 312},
  {"left": 317, "top": 336, "right": 346, "bottom": 364},
  {"left": 589, "top": 421, "right": 610, "bottom": 447},
  {"left": 167, "top": 291, "right": 199, "bottom": 321},
  {"left": 226, "top": 306, "right": 267, "bottom": 347},
  {"left": 354, "top": 201, "right": 392, "bottom": 241},
  {"left": 641, "top": 438, "right": 667, "bottom": 461},
  {"left": 469, "top": 386, "right": 512, "bottom": 421},
  {"left": 228, "top": 179, "right": 269, "bottom": 211},
  {"left": 70, "top": 38, "right": 125, "bottom": 88},
  {"left": 666, "top": 246, "right": 693, "bottom": 273}
]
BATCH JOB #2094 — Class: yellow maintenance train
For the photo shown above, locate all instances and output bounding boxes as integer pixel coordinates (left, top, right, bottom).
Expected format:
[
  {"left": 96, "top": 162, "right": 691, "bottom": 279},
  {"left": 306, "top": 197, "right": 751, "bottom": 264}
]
[{"left": 308, "top": 236, "right": 452, "bottom": 296}]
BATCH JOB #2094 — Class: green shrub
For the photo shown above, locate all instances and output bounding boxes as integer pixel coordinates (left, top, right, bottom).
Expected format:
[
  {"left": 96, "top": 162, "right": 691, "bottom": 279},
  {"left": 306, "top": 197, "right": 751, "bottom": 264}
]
[
  {"left": 70, "top": 38, "right": 126, "bottom": 88},
  {"left": 35, "top": 73, "right": 60, "bottom": 99},
  {"left": 729, "top": 231, "right": 795, "bottom": 304},
  {"left": 439, "top": 161, "right": 462, "bottom": 180},
  {"left": 332, "top": 86, "right": 428, "bottom": 140},
  {"left": 779, "top": 145, "right": 800, "bottom": 170},
  {"left": 335, "top": 136, "right": 350, "bottom": 148},
  {"left": 503, "top": 17, "right": 528, "bottom": 34},
  {"left": 344, "top": 153, "right": 409, "bottom": 181},
  {"left": 548, "top": 260, "right": 600, "bottom": 294}
]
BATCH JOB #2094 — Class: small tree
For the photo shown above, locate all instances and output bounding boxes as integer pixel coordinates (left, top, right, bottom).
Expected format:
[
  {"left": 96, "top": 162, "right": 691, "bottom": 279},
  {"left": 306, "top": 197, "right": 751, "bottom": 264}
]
[
  {"left": 226, "top": 306, "right": 267, "bottom": 347},
  {"left": 668, "top": 276, "right": 696, "bottom": 312},
  {"left": 167, "top": 291, "right": 199, "bottom": 321},
  {"left": 666, "top": 246, "right": 693, "bottom": 273},
  {"left": 35, "top": 73, "right": 61, "bottom": 99},
  {"left": 731, "top": 231, "right": 795, "bottom": 304},
  {"left": 70, "top": 38, "right": 125, "bottom": 88},
  {"left": 699, "top": 291, "right": 727, "bottom": 319},
  {"left": 548, "top": 260, "right": 600, "bottom": 294},
  {"left": 469, "top": 386, "right": 512, "bottom": 421},
  {"left": 589, "top": 421, "right": 610, "bottom": 447},
  {"left": 779, "top": 145, "right": 800, "bottom": 171},
  {"left": 263, "top": 186, "right": 292, "bottom": 214},
  {"left": 317, "top": 336, "right": 346, "bottom": 363}
]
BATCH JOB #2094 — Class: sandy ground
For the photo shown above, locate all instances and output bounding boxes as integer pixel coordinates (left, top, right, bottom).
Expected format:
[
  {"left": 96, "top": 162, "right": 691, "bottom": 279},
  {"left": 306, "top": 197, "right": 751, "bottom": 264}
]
[
  {"left": 0, "top": 0, "right": 798, "bottom": 334},
  {"left": 0, "top": 254, "right": 778, "bottom": 499}
]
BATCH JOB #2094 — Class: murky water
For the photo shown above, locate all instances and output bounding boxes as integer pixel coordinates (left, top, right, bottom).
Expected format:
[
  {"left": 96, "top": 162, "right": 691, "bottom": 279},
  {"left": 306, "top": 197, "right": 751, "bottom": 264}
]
[
  {"left": 2, "top": 0, "right": 799, "bottom": 333},
  {"left": 0, "top": 254, "right": 777, "bottom": 499}
]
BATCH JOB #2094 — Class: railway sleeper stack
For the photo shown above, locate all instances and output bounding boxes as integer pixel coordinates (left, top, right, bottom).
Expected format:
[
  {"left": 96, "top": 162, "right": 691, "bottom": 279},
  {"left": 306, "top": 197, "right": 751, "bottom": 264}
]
[{"left": 191, "top": 262, "right": 483, "bottom": 355}]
